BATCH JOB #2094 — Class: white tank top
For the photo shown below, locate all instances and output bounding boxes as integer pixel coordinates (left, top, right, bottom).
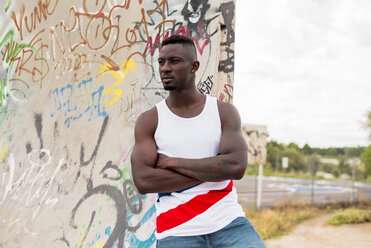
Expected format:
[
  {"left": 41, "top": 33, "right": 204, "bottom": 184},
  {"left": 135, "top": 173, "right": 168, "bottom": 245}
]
[{"left": 154, "top": 95, "right": 245, "bottom": 239}]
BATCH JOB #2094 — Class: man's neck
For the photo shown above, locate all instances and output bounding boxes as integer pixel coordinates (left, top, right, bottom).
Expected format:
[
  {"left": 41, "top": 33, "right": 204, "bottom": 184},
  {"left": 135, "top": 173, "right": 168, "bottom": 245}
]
[
  {"left": 165, "top": 90, "right": 206, "bottom": 118},
  {"left": 167, "top": 88, "right": 204, "bottom": 108}
]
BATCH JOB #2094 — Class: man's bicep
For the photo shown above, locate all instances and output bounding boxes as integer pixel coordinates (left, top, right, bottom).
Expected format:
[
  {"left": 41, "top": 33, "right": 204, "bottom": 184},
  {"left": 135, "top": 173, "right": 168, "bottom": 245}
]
[
  {"left": 131, "top": 139, "right": 157, "bottom": 169},
  {"left": 218, "top": 103, "right": 247, "bottom": 155},
  {"left": 219, "top": 128, "right": 247, "bottom": 157},
  {"left": 132, "top": 112, "right": 158, "bottom": 168}
]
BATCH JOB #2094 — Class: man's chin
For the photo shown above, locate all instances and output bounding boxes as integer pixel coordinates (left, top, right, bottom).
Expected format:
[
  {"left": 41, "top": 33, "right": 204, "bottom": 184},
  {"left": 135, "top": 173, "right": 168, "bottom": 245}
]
[{"left": 164, "top": 86, "right": 176, "bottom": 91}]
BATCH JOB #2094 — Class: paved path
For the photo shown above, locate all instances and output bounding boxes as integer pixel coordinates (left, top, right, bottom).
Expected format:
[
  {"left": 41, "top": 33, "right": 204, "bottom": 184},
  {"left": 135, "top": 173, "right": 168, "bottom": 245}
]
[{"left": 265, "top": 213, "right": 371, "bottom": 248}]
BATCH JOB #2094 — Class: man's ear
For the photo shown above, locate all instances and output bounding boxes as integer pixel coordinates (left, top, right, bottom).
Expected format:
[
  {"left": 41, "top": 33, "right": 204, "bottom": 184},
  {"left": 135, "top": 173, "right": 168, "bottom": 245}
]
[{"left": 191, "top": 61, "right": 200, "bottom": 73}]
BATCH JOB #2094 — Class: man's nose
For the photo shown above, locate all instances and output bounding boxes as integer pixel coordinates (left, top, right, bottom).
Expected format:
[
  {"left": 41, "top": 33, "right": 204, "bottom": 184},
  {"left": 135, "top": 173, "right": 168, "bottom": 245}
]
[{"left": 161, "top": 61, "right": 171, "bottom": 72}]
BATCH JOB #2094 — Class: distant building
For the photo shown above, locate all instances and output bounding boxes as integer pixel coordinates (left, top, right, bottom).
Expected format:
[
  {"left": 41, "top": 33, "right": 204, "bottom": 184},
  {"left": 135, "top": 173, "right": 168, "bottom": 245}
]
[
  {"left": 347, "top": 158, "right": 363, "bottom": 169},
  {"left": 320, "top": 158, "right": 339, "bottom": 166},
  {"left": 340, "top": 173, "right": 351, "bottom": 180},
  {"left": 316, "top": 171, "right": 335, "bottom": 179}
]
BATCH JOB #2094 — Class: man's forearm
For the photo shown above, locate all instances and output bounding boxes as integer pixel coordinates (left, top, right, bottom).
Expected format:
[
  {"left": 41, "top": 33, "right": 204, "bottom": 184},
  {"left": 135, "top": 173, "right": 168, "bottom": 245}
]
[
  {"left": 132, "top": 163, "right": 201, "bottom": 194},
  {"left": 160, "top": 152, "right": 247, "bottom": 182}
]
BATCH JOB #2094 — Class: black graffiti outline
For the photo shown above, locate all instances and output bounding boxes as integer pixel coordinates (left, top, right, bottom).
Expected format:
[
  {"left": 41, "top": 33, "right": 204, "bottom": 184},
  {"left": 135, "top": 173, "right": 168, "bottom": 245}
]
[
  {"left": 70, "top": 184, "right": 127, "bottom": 248},
  {"left": 218, "top": 1, "right": 235, "bottom": 73},
  {"left": 181, "top": 0, "right": 211, "bottom": 36},
  {"left": 197, "top": 75, "right": 213, "bottom": 94},
  {"left": 80, "top": 116, "right": 109, "bottom": 167},
  {"left": 100, "top": 161, "right": 123, "bottom": 181},
  {"left": 70, "top": 178, "right": 145, "bottom": 247}
]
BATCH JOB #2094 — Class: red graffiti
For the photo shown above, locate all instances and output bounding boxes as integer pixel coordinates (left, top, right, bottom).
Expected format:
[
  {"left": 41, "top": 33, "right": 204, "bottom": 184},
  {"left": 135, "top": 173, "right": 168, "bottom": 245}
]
[
  {"left": 219, "top": 84, "right": 233, "bottom": 103},
  {"left": 143, "top": 21, "right": 210, "bottom": 58}
]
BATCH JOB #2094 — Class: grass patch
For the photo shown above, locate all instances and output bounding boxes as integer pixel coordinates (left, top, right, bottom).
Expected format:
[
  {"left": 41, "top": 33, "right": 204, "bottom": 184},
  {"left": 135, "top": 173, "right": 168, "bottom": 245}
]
[
  {"left": 243, "top": 201, "right": 321, "bottom": 240},
  {"left": 242, "top": 201, "right": 371, "bottom": 240},
  {"left": 327, "top": 208, "right": 371, "bottom": 225}
]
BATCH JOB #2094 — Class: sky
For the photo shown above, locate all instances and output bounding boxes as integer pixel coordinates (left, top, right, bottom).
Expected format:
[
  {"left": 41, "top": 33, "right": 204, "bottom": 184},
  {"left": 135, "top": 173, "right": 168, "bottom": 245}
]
[{"left": 234, "top": 0, "right": 371, "bottom": 148}]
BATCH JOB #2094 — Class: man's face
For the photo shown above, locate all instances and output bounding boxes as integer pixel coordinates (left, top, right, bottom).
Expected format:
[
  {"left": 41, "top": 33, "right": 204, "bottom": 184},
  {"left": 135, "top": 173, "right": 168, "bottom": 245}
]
[{"left": 158, "top": 43, "right": 195, "bottom": 91}]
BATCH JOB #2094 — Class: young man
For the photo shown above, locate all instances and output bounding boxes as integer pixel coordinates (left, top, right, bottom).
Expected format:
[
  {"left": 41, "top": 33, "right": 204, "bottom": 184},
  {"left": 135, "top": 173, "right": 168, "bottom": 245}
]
[{"left": 131, "top": 35, "right": 265, "bottom": 247}]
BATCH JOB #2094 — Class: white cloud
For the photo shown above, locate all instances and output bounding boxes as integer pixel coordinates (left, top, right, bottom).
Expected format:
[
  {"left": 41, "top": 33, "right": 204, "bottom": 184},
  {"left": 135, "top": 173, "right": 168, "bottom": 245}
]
[{"left": 234, "top": 0, "right": 371, "bottom": 147}]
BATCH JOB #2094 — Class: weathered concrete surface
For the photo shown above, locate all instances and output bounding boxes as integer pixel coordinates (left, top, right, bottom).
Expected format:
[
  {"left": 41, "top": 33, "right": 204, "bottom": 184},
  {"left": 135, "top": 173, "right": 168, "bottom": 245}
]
[{"left": 0, "top": 0, "right": 236, "bottom": 247}]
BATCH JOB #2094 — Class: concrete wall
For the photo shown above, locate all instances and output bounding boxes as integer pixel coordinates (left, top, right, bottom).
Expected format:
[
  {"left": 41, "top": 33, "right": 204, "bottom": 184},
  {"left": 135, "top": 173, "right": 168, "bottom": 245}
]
[
  {"left": 242, "top": 124, "right": 268, "bottom": 165},
  {"left": 0, "top": 0, "right": 235, "bottom": 247}
]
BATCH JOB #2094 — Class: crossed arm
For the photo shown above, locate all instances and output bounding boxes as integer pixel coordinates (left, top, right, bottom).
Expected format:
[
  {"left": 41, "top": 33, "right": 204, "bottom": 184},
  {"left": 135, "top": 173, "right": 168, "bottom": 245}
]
[
  {"left": 130, "top": 101, "right": 248, "bottom": 194},
  {"left": 131, "top": 107, "right": 201, "bottom": 194}
]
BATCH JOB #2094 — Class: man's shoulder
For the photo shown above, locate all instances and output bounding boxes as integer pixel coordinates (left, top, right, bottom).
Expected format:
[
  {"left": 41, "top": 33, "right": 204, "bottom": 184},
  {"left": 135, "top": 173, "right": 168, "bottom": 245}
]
[
  {"left": 216, "top": 100, "right": 241, "bottom": 128},
  {"left": 216, "top": 100, "right": 240, "bottom": 116},
  {"left": 135, "top": 106, "right": 158, "bottom": 132}
]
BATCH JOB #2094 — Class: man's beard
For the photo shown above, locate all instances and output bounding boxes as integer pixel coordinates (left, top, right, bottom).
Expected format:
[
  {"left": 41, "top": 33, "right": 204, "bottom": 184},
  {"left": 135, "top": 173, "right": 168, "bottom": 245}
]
[{"left": 163, "top": 85, "right": 176, "bottom": 91}]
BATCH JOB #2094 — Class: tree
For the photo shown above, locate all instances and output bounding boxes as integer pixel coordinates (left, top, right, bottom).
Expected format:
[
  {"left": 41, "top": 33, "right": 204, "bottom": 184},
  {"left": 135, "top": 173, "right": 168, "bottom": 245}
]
[
  {"left": 302, "top": 143, "right": 312, "bottom": 155},
  {"left": 266, "top": 140, "right": 285, "bottom": 171},
  {"left": 338, "top": 156, "right": 351, "bottom": 176},
  {"left": 345, "top": 147, "right": 366, "bottom": 157},
  {"left": 360, "top": 145, "right": 371, "bottom": 178},
  {"left": 320, "top": 163, "right": 337, "bottom": 174},
  {"left": 331, "top": 167, "right": 340, "bottom": 178},
  {"left": 282, "top": 147, "right": 307, "bottom": 172},
  {"left": 288, "top": 142, "right": 299, "bottom": 150}
]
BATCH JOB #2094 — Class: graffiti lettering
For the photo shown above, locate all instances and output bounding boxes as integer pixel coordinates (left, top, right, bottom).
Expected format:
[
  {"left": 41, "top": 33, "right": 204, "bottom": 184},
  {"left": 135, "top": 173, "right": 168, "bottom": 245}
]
[
  {"left": 218, "top": 73, "right": 233, "bottom": 103},
  {"left": 70, "top": 184, "right": 127, "bottom": 248},
  {"left": 11, "top": 0, "right": 59, "bottom": 41},
  {"left": 218, "top": 46, "right": 234, "bottom": 73},
  {"left": 0, "top": 113, "right": 64, "bottom": 219},
  {"left": 218, "top": 1, "right": 235, "bottom": 73},
  {"left": 197, "top": 75, "right": 213, "bottom": 94},
  {"left": 49, "top": 78, "right": 107, "bottom": 128}
]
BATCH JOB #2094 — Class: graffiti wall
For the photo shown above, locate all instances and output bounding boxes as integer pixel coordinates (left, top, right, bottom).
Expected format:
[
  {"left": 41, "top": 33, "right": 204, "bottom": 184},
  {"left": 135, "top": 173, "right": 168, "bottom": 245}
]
[
  {"left": 0, "top": 0, "right": 235, "bottom": 247},
  {"left": 242, "top": 124, "right": 268, "bottom": 165}
]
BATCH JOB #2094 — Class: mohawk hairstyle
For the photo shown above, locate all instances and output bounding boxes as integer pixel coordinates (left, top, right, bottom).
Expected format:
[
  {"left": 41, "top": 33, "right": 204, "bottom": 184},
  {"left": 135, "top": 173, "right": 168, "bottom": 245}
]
[{"left": 161, "top": 35, "right": 197, "bottom": 59}]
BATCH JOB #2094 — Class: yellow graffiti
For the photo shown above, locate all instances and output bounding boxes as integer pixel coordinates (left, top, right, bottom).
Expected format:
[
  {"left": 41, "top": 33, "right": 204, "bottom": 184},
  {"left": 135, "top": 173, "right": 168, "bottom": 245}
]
[
  {"left": 102, "top": 65, "right": 123, "bottom": 107},
  {"left": 122, "top": 58, "right": 136, "bottom": 76},
  {"left": 93, "top": 241, "right": 105, "bottom": 248},
  {"left": 0, "top": 140, "right": 8, "bottom": 163},
  {"left": 100, "top": 59, "right": 136, "bottom": 106}
]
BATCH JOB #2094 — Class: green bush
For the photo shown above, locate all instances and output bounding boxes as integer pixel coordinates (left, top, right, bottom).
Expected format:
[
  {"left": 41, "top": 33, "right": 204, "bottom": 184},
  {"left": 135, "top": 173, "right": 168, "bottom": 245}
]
[{"left": 327, "top": 208, "right": 371, "bottom": 225}]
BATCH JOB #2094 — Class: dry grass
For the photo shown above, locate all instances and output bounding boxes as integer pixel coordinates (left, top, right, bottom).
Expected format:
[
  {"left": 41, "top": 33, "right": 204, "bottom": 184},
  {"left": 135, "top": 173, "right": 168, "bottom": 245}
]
[
  {"left": 243, "top": 201, "right": 371, "bottom": 240},
  {"left": 243, "top": 201, "right": 322, "bottom": 240}
]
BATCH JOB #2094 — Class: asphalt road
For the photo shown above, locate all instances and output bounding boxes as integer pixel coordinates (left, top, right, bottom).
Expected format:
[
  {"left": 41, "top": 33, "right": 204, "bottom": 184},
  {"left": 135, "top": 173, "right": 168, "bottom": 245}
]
[{"left": 235, "top": 176, "right": 371, "bottom": 208}]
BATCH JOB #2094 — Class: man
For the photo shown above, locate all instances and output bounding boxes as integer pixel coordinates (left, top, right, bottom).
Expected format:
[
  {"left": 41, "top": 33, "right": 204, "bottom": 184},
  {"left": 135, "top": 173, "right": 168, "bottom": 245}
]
[{"left": 131, "top": 35, "right": 265, "bottom": 248}]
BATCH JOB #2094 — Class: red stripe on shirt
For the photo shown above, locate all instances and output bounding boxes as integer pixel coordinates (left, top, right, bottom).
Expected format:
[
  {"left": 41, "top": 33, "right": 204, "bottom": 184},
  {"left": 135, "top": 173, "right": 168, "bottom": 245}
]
[{"left": 156, "top": 180, "right": 233, "bottom": 233}]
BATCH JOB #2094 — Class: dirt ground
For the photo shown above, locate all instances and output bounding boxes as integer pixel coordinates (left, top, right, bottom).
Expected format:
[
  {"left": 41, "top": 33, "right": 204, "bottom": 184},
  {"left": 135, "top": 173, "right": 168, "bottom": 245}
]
[{"left": 264, "top": 213, "right": 371, "bottom": 248}]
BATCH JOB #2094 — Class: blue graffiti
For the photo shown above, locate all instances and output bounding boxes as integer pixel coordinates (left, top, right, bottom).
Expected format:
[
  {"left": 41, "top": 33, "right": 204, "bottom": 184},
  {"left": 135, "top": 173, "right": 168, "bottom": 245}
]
[
  {"left": 49, "top": 77, "right": 106, "bottom": 127},
  {"left": 87, "top": 226, "right": 112, "bottom": 248},
  {"left": 90, "top": 232, "right": 101, "bottom": 247},
  {"left": 105, "top": 226, "right": 112, "bottom": 236},
  {"left": 126, "top": 204, "right": 156, "bottom": 248}
]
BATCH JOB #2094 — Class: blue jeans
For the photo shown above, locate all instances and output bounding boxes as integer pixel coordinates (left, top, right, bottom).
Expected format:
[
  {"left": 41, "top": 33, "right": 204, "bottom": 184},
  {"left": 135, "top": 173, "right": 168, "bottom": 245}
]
[{"left": 156, "top": 217, "right": 266, "bottom": 248}]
